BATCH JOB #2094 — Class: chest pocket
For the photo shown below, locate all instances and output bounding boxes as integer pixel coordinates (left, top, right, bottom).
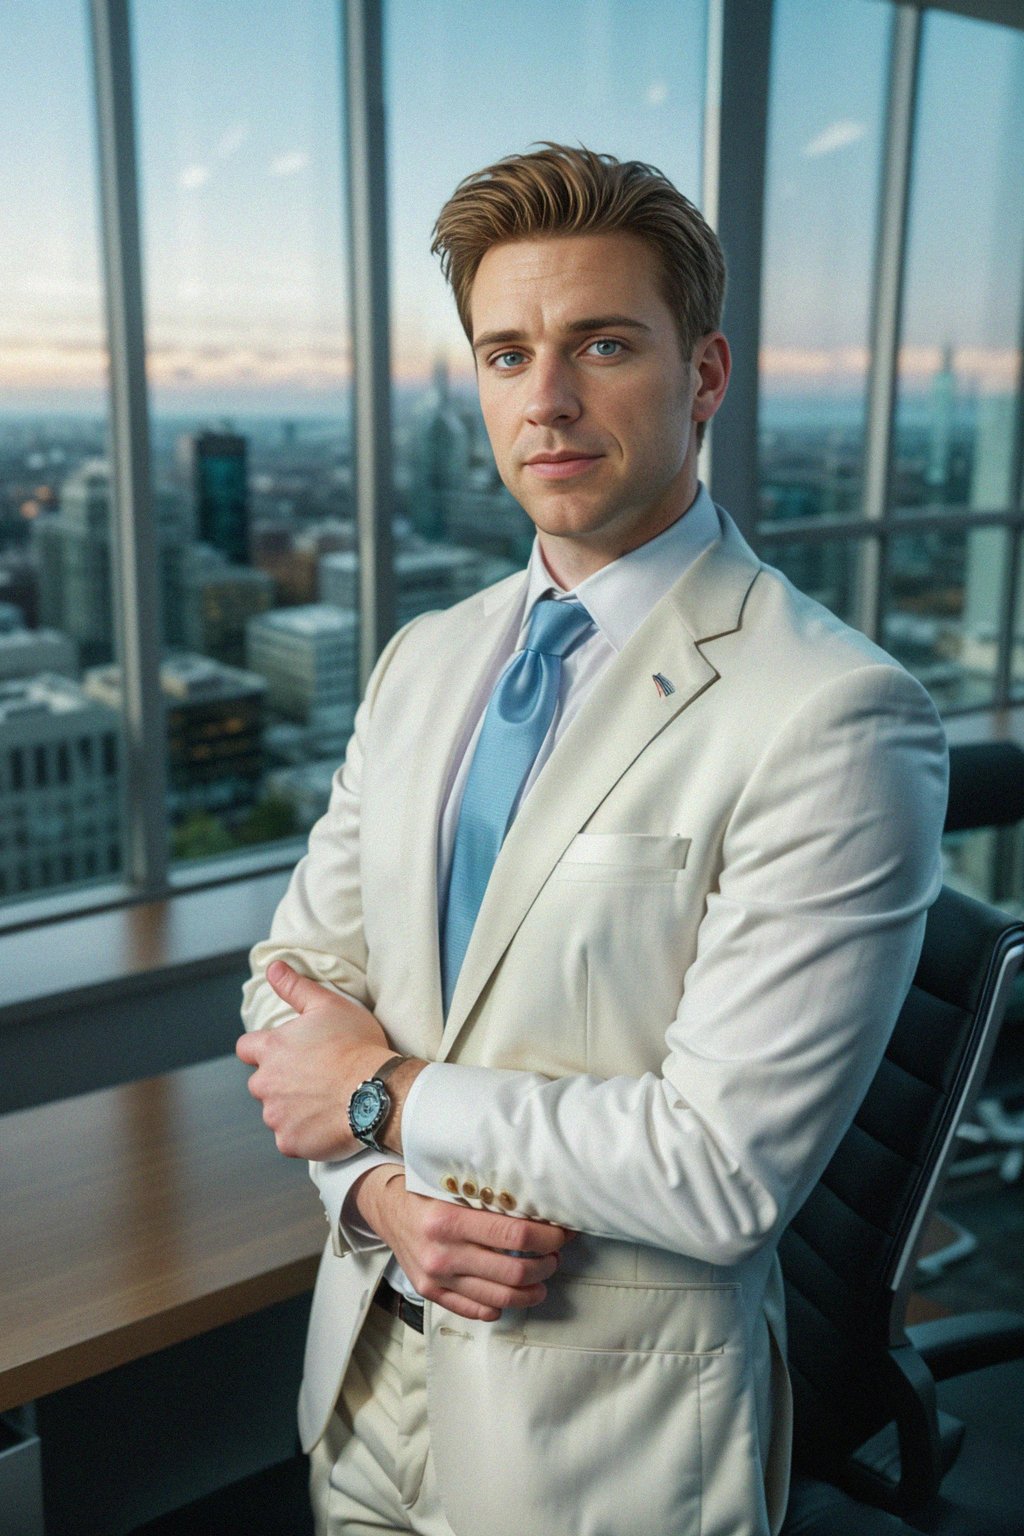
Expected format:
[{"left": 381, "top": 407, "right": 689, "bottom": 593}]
[{"left": 552, "top": 832, "right": 690, "bottom": 884}]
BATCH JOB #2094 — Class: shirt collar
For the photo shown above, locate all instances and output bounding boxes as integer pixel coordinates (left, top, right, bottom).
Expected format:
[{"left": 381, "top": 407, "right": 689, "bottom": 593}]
[{"left": 518, "top": 482, "right": 720, "bottom": 653}]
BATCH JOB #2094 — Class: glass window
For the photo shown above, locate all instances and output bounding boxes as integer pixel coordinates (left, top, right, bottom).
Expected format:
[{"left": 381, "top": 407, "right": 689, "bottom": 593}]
[
  {"left": 1008, "top": 534, "right": 1024, "bottom": 701},
  {"left": 384, "top": 0, "right": 708, "bottom": 607},
  {"left": 0, "top": 0, "right": 127, "bottom": 912},
  {"left": 761, "top": 534, "right": 865, "bottom": 628},
  {"left": 132, "top": 0, "right": 353, "bottom": 858},
  {"left": 882, "top": 524, "right": 1007, "bottom": 711},
  {"left": 758, "top": 0, "right": 891, "bottom": 525},
  {"left": 893, "top": 13, "right": 1024, "bottom": 516}
]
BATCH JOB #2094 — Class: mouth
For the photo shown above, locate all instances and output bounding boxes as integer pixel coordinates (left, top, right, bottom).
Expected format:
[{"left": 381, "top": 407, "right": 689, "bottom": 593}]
[{"left": 524, "top": 452, "right": 603, "bottom": 481}]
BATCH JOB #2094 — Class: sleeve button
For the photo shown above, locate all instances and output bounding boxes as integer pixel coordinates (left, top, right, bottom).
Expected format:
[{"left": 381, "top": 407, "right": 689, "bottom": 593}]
[
  {"left": 498, "top": 1191, "right": 516, "bottom": 1210},
  {"left": 443, "top": 1176, "right": 459, "bottom": 1194},
  {"left": 479, "top": 1186, "right": 494, "bottom": 1203},
  {"left": 461, "top": 1180, "right": 478, "bottom": 1198}
]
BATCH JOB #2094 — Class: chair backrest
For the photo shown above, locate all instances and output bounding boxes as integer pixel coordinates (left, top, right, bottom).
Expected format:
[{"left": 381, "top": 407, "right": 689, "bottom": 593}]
[
  {"left": 945, "top": 742, "right": 1024, "bottom": 832},
  {"left": 779, "top": 884, "right": 1024, "bottom": 1474}
]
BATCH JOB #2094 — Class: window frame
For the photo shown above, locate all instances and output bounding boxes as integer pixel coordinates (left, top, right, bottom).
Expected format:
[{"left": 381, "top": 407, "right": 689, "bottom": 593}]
[{"left": 3, "top": 0, "right": 1022, "bottom": 936}]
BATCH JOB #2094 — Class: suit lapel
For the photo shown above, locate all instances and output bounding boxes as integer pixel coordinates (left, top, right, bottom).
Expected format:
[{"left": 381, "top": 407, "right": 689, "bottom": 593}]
[
  {"left": 438, "top": 508, "right": 761, "bottom": 1059},
  {"left": 394, "top": 571, "right": 526, "bottom": 1041}
]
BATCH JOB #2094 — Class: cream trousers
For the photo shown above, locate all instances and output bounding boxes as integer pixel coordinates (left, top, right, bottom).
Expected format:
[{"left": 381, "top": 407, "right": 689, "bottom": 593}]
[{"left": 310, "top": 1301, "right": 457, "bottom": 1535}]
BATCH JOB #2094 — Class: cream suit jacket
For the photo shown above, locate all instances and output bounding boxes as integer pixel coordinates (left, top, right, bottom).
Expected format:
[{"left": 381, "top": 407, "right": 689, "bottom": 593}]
[{"left": 242, "top": 503, "right": 949, "bottom": 1536}]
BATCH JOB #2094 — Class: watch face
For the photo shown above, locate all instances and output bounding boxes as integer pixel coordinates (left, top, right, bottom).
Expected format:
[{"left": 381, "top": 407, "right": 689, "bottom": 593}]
[{"left": 351, "top": 1082, "right": 386, "bottom": 1134}]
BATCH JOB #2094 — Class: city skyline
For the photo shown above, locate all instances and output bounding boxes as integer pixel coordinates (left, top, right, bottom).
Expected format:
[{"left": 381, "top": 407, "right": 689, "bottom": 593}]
[{"left": 2, "top": 0, "right": 1022, "bottom": 414}]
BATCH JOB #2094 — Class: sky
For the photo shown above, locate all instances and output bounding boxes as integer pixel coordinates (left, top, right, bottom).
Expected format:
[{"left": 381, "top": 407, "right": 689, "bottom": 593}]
[{"left": 0, "top": 0, "right": 1022, "bottom": 416}]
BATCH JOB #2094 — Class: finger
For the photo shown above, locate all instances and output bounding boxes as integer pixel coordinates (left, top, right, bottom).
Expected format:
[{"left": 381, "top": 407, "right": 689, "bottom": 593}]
[
  {"left": 265, "top": 961, "right": 330, "bottom": 1014},
  {"left": 443, "top": 1273, "right": 550, "bottom": 1314},
  {"left": 434, "top": 1288, "right": 502, "bottom": 1324},
  {"left": 235, "top": 1032, "right": 263, "bottom": 1065},
  {"left": 447, "top": 1243, "right": 559, "bottom": 1291},
  {"left": 461, "top": 1208, "right": 574, "bottom": 1255}
]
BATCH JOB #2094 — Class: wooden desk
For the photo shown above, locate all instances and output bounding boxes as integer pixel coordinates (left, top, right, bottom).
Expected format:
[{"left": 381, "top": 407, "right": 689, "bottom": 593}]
[{"left": 0, "top": 1056, "right": 325, "bottom": 1412}]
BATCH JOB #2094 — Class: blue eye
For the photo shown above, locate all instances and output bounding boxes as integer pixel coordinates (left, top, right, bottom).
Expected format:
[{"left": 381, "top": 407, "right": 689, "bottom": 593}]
[
  {"left": 493, "top": 350, "right": 526, "bottom": 369},
  {"left": 589, "top": 338, "right": 623, "bottom": 357}
]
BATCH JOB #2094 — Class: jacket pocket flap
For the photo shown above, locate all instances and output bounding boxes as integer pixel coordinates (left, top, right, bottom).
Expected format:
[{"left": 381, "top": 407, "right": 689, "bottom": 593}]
[{"left": 559, "top": 833, "right": 690, "bottom": 870}]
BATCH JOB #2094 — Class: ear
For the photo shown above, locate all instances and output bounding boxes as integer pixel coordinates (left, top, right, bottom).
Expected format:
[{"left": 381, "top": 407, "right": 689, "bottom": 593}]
[{"left": 690, "top": 332, "right": 731, "bottom": 427}]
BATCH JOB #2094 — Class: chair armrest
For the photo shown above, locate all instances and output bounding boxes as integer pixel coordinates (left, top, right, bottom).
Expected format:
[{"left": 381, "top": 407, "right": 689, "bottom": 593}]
[{"left": 907, "top": 1311, "right": 1024, "bottom": 1381}]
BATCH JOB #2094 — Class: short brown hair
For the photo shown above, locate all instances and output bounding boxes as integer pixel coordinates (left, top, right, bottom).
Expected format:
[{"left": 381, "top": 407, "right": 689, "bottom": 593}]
[{"left": 431, "top": 142, "right": 726, "bottom": 358}]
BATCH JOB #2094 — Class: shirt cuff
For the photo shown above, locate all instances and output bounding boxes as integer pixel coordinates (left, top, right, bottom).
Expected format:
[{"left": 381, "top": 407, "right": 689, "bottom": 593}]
[
  {"left": 400, "top": 1061, "right": 531, "bottom": 1209},
  {"left": 316, "top": 1151, "right": 403, "bottom": 1256}
]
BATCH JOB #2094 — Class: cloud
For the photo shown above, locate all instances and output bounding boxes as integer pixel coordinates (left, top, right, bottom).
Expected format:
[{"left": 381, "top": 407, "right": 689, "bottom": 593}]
[
  {"left": 646, "top": 80, "right": 668, "bottom": 107},
  {"left": 802, "top": 119, "right": 866, "bottom": 159},
  {"left": 179, "top": 164, "right": 211, "bottom": 191},
  {"left": 269, "top": 151, "right": 309, "bottom": 177},
  {"left": 217, "top": 123, "right": 250, "bottom": 159}
]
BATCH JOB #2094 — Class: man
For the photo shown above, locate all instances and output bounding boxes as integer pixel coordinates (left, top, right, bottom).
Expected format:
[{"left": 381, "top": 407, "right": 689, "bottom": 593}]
[{"left": 238, "top": 145, "right": 948, "bottom": 1536}]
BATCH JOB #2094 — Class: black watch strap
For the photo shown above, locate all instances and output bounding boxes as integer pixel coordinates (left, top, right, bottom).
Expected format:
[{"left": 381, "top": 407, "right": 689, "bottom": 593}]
[{"left": 374, "top": 1053, "right": 410, "bottom": 1084}]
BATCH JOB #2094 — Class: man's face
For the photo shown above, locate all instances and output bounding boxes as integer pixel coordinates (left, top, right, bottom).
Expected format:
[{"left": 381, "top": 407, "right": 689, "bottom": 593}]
[{"left": 469, "top": 231, "right": 724, "bottom": 583}]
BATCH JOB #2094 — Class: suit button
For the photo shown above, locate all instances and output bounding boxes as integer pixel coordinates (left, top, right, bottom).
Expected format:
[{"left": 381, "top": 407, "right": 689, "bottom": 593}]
[
  {"left": 443, "top": 1176, "right": 459, "bottom": 1194},
  {"left": 498, "top": 1191, "right": 516, "bottom": 1210},
  {"left": 461, "top": 1180, "right": 478, "bottom": 1198},
  {"left": 479, "top": 1187, "right": 494, "bottom": 1204}
]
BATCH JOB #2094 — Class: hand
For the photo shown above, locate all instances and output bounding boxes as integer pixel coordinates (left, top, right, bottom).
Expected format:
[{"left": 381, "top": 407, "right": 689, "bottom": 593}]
[
  {"left": 236, "top": 961, "right": 392, "bottom": 1160},
  {"left": 356, "top": 1165, "right": 575, "bottom": 1323}
]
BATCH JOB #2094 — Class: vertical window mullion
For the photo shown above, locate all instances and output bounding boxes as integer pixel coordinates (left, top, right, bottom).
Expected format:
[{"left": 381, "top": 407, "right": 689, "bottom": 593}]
[
  {"left": 342, "top": 0, "right": 396, "bottom": 690},
  {"left": 997, "top": 251, "right": 1024, "bottom": 702},
  {"left": 88, "top": 0, "right": 168, "bottom": 894},
  {"left": 861, "top": 3, "right": 921, "bottom": 644},
  {"left": 702, "top": 0, "right": 773, "bottom": 544}
]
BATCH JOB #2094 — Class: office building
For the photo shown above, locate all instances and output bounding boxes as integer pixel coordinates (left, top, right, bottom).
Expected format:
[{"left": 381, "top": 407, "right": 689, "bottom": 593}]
[
  {"left": 408, "top": 358, "right": 473, "bottom": 539},
  {"left": 179, "top": 547, "right": 276, "bottom": 669},
  {"left": 86, "top": 653, "right": 265, "bottom": 822},
  {"left": 266, "top": 757, "right": 338, "bottom": 831},
  {"left": 33, "top": 459, "right": 112, "bottom": 667},
  {"left": 246, "top": 604, "right": 357, "bottom": 759},
  {"left": 34, "top": 460, "right": 188, "bottom": 665},
  {"left": 0, "top": 673, "right": 122, "bottom": 899},
  {"left": 182, "top": 430, "right": 250, "bottom": 566},
  {"left": 319, "top": 539, "right": 488, "bottom": 626},
  {"left": 926, "top": 344, "right": 957, "bottom": 494},
  {"left": 0, "top": 625, "right": 78, "bottom": 683}
]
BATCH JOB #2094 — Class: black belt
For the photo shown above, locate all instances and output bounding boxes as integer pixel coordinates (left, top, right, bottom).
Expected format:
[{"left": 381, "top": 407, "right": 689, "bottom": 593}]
[{"left": 373, "top": 1277, "right": 425, "bottom": 1333}]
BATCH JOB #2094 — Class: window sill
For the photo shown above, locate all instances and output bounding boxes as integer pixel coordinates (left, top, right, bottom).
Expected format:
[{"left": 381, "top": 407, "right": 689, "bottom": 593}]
[{"left": 0, "top": 868, "right": 290, "bottom": 1026}]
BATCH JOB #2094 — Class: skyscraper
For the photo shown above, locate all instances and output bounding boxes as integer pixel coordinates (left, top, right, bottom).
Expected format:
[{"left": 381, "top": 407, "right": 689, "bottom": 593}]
[
  {"left": 34, "top": 460, "right": 189, "bottom": 667},
  {"left": 183, "top": 431, "right": 250, "bottom": 565},
  {"left": 926, "top": 343, "right": 957, "bottom": 495}
]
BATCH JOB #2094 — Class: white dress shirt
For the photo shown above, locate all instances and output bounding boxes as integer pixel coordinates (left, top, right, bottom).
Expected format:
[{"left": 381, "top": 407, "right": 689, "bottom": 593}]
[{"left": 326, "top": 484, "right": 720, "bottom": 1299}]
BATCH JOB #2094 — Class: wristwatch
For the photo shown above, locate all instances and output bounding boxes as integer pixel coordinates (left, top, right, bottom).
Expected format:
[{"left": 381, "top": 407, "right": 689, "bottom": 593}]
[{"left": 347, "top": 1054, "right": 411, "bottom": 1153}]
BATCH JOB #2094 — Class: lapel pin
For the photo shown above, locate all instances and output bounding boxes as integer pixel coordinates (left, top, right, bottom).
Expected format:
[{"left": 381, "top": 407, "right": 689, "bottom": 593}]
[{"left": 652, "top": 673, "right": 676, "bottom": 698}]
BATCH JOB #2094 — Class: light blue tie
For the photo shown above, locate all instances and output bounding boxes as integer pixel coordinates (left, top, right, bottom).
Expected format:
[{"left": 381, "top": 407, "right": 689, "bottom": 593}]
[{"left": 441, "top": 597, "right": 595, "bottom": 1013}]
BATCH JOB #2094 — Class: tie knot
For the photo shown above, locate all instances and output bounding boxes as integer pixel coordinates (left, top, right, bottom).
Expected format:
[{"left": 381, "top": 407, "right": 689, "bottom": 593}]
[{"left": 524, "top": 597, "right": 594, "bottom": 659}]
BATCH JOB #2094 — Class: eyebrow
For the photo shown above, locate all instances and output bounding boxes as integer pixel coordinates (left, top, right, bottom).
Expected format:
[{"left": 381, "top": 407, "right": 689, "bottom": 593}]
[{"left": 472, "top": 316, "right": 653, "bottom": 351}]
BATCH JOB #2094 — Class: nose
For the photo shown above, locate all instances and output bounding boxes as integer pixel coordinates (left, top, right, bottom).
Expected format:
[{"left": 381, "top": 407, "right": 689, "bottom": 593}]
[{"left": 524, "top": 354, "right": 582, "bottom": 428}]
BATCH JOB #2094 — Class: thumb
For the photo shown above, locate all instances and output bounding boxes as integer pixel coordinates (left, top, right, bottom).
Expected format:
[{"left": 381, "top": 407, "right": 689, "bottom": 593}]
[{"left": 265, "top": 960, "right": 326, "bottom": 1013}]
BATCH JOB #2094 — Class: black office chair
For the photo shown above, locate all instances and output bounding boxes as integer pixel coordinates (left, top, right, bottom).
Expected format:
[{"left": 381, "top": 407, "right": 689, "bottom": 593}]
[
  {"left": 779, "top": 884, "right": 1024, "bottom": 1536},
  {"left": 938, "top": 744, "right": 1024, "bottom": 1201}
]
